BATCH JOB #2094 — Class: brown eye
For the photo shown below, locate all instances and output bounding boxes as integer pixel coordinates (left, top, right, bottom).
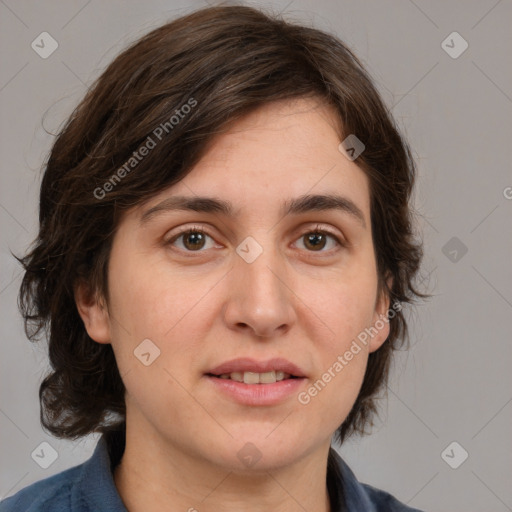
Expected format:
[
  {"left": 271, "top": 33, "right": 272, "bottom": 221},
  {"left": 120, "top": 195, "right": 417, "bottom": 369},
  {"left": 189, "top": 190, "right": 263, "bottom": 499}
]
[
  {"left": 303, "top": 232, "right": 328, "bottom": 251},
  {"left": 168, "top": 228, "right": 216, "bottom": 252},
  {"left": 182, "top": 231, "right": 207, "bottom": 250},
  {"left": 296, "top": 229, "right": 341, "bottom": 252}
]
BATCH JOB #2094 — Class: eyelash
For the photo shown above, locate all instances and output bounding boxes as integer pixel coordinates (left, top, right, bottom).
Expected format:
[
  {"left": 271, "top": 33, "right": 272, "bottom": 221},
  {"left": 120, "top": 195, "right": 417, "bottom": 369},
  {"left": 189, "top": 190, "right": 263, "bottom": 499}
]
[{"left": 166, "top": 224, "right": 345, "bottom": 254}]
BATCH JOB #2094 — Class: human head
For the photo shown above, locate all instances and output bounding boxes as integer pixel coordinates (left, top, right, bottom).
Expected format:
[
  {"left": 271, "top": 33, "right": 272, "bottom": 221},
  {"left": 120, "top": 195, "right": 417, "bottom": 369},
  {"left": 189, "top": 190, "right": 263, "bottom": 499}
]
[{"left": 17, "top": 5, "right": 424, "bottom": 449}]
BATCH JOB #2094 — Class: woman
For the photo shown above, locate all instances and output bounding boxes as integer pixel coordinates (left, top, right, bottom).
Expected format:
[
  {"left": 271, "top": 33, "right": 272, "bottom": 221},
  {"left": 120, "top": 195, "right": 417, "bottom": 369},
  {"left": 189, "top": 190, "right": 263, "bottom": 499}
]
[{"left": 2, "top": 5, "right": 426, "bottom": 511}]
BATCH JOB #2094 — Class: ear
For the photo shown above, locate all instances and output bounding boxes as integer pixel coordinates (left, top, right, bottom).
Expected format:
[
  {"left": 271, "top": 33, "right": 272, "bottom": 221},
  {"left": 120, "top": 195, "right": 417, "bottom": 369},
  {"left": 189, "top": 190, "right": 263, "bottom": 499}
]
[
  {"left": 368, "top": 274, "right": 394, "bottom": 354},
  {"left": 74, "top": 279, "right": 111, "bottom": 344}
]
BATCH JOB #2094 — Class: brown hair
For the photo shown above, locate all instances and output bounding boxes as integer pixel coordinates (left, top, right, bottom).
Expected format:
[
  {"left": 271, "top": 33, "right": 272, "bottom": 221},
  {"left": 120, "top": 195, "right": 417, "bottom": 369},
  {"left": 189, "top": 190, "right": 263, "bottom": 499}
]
[{"left": 16, "top": 4, "right": 426, "bottom": 445}]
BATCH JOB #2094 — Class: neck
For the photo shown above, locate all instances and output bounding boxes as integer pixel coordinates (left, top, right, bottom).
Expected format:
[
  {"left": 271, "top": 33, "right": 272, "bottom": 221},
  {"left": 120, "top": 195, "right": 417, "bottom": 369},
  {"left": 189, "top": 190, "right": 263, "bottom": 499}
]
[{"left": 112, "top": 424, "right": 333, "bottom": 512}]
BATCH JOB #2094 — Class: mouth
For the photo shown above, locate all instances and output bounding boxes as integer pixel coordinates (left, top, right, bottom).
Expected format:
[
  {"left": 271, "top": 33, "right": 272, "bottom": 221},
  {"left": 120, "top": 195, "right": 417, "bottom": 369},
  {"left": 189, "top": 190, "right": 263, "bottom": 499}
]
[
  {"left": 204, "top": 357, "right": 307, "bottom": 405},
  {"left": 206, "top": 357, "right": 306, "bottom": 382},
  {"left": 206, "top": 370, "right": 301, "bottom": 384}
]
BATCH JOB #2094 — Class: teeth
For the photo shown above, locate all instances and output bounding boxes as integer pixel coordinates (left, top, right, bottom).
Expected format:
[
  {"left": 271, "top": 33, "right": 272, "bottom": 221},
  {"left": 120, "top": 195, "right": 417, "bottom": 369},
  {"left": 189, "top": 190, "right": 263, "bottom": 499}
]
[
  {"left": 217, "top": 371, "right": 291, "bottom": 383},
  {"left": 244, "top": 371, "right": 261, "bottom": 384},
  {"left": 259, "top": 371, "right": 277, "bottom": 384},
  {"left": 230, "top": 372, "right": 244, "bottom": 382}
]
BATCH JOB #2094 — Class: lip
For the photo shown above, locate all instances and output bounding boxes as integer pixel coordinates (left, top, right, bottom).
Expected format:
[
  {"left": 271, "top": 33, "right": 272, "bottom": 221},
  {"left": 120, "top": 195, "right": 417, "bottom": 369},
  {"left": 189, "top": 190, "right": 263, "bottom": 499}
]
[
  {"left": 205, "top": 375, "right": 306, "bottom": 406},
  {"left": 207, "top": 357, "right": 306, "bottom": 377},
  {"left": 205, "top": 357, "right": 307, "bottom": 406}
]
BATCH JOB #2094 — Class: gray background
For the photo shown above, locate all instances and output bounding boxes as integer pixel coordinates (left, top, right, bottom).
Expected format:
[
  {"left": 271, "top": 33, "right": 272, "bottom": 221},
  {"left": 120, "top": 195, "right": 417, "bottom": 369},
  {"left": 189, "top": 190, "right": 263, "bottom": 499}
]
[{"left": 1, "top": 1, "right": 511, "bottom": 511}]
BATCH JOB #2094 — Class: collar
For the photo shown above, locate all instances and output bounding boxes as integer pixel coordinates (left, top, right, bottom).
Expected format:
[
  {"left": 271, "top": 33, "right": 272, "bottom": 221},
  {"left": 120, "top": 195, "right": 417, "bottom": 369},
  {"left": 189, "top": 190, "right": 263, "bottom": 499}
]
[{"left": 73, "top": 429, "right": 127, "bottom": 511}]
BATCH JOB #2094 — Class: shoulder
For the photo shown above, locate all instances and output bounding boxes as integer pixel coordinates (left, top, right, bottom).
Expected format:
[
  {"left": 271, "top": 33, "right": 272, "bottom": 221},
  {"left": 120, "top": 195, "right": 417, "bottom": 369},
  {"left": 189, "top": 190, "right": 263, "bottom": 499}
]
[
  {"left": 328, "top": 448, "right": 424, "bottom": 512},
  {"left": 1, "top": 433, "right": 127, "bottom": 512},
  {"left": 0, "top": 464, "right": 82, "bottom": 512},
  {"left": 358, "top": 482, "right": 424, "bottom": 512}
]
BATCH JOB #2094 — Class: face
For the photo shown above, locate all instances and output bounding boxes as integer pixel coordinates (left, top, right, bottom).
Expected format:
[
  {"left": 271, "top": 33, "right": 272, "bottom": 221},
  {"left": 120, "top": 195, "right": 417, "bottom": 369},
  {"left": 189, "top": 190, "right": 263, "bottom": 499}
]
[{"left": 76, "top": 97, "right": 390, "bottom": 471}]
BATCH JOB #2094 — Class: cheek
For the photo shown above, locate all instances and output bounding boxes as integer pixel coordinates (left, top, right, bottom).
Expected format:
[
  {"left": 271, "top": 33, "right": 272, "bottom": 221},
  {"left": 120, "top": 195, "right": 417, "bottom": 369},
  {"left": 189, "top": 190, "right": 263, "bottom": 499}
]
[
  {"left": 109, "top": 250, "right": 182, "bottom": 332},
  {"left": 309, "top": 263, "right": 378, "bottom": 350},
  {"left": 304, "top": 295, "right": 372, "bottom": 431},
  {"left": 300, "top": 259, "right": 377, "bottom": 410},
  {"left": 107, "top": 255, "right": 219, "bottom": 370},
  {"left": 105, "top": 261, "right": 207, "bottom": 408}
]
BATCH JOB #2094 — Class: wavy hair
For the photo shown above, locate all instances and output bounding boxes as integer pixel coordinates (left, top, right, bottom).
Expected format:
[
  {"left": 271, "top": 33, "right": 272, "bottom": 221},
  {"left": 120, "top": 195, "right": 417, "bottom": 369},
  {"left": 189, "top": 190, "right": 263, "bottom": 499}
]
[{"left": 15, "top": 4, "right": 427, "bottom": 445}]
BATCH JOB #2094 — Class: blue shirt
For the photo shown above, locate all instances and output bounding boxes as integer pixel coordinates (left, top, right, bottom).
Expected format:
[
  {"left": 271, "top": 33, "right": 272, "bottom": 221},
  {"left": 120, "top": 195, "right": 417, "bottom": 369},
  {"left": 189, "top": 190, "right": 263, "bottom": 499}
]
[{"left": 0, "top": 430, "right": 424, "bottom": 511}]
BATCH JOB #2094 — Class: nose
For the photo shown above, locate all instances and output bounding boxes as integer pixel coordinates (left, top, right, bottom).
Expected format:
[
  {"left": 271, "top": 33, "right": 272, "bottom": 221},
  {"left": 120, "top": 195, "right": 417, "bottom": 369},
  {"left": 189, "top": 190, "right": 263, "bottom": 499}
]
[{"left": 222, "top": 241, "right": 296, "bottom": 339}]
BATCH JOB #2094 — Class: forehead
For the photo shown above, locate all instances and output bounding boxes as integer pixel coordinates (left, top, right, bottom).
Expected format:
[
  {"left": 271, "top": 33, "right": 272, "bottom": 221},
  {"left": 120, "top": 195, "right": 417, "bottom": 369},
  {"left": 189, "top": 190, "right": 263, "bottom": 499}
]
[{"left": 132, "top": 97, "right": 371, "bottom": 225}]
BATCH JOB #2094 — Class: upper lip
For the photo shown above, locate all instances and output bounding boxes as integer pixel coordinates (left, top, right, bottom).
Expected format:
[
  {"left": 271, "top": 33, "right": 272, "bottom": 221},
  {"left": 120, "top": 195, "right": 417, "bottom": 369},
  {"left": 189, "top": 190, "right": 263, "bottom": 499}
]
[{"left": 207, "top": 357, "right": 306, "bottom": 377}]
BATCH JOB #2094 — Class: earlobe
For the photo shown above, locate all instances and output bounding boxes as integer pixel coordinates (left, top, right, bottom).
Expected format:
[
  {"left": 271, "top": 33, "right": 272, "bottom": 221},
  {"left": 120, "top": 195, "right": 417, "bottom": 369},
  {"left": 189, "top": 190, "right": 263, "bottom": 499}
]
[{"left": 74, "top": 280, "right": 111, "bottom": 344}]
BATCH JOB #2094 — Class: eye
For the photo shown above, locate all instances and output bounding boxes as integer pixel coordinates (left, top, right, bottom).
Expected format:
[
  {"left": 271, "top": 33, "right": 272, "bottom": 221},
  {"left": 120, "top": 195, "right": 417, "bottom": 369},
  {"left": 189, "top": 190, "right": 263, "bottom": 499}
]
[
  {"left": 166, "top": 224, "right": 344, "bottom": 254},
  {"left": 166, "top": 226, "right": 217, "bottom": 252},
  {"left": 294, "top": 226, "right": 343, "bottom": 252}
]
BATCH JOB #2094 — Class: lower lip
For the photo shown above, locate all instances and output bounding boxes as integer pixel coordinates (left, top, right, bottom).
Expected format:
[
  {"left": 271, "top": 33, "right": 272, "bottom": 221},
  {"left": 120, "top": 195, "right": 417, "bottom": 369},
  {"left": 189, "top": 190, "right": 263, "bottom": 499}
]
[{"left": 205, "top": 375, "right": 306, "bottom": 406}]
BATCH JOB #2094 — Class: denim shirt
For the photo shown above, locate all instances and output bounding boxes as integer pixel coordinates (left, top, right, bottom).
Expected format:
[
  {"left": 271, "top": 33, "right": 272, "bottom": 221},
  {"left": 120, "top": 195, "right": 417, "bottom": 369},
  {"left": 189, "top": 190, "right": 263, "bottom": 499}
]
[{"left": 0, "top": 431, "right": 424, "bottom": 512}]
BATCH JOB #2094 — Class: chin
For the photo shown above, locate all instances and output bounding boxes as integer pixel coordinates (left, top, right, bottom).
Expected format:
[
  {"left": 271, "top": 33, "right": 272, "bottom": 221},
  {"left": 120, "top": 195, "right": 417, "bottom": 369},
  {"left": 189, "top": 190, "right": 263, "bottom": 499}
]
[{"left": 208, "top": 430, "right": 314, "bottom": 472}]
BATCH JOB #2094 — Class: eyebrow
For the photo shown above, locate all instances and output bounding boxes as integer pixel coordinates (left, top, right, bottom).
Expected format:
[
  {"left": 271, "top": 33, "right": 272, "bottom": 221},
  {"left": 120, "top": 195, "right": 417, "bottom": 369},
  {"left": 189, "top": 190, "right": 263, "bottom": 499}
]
[{"left": 139, "top": 193, "right": 366, "bottom": 228}]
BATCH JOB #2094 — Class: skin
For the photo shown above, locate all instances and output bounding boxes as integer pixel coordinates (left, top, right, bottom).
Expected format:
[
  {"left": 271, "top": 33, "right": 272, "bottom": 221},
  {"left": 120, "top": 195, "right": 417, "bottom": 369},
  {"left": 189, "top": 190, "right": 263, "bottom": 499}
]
[{"left": 75, "top": 96, "right": 391, "bottom": 512}]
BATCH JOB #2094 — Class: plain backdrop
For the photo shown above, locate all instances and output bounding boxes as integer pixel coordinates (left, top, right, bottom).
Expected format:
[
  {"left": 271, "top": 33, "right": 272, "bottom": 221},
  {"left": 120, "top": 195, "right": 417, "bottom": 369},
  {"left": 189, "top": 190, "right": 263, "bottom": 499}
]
[{"left": 1, "top": 1, "right": 511, "bottom": 511}]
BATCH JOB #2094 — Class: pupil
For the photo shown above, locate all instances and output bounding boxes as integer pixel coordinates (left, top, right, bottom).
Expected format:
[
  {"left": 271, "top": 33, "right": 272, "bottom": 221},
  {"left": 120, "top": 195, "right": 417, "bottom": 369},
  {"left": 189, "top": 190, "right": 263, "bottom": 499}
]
[
  {"left": 306, "top": 233, "right": 325, "bottom": 251},
  {"left": 185, "top": 232, "right": 205, "bottom": 250}
]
